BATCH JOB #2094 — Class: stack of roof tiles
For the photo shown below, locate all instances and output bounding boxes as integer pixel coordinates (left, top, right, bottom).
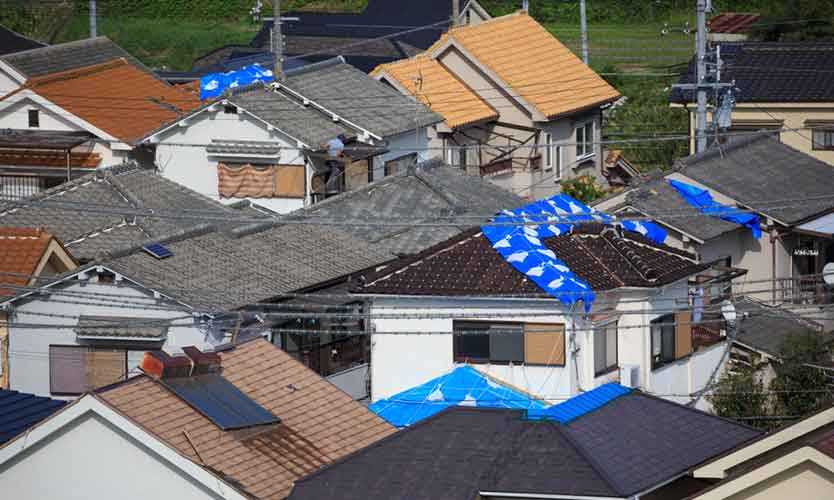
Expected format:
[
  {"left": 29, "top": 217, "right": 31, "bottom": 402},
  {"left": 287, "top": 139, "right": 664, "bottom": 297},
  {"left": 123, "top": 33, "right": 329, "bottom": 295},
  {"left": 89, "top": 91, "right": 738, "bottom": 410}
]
[{"left": 99, "top": 338, "right": 395, "bottom": 499}]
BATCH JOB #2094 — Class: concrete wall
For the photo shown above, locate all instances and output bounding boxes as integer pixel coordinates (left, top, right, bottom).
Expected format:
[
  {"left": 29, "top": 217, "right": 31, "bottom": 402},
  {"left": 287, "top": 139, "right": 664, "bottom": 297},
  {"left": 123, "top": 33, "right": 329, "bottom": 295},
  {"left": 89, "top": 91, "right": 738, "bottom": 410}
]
[
  {"left": 7, "top": 277, "right": 210, "bottom": 398},
  {"left": 722, "top": 461, "right": 834, "bottom": 500},
  {"left": 0, "top": 412, "right": 229, "bottom": 500}
]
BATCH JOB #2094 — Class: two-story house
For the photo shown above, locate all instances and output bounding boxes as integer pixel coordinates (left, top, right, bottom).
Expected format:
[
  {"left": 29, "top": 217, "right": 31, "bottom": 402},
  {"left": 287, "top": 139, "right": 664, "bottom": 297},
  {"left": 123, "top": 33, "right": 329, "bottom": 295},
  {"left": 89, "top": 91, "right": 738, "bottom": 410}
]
[
  {"left": 371, "top": 12, "right": 622, "bottom": 199},
  {"left": 670, "top": 41, "right": 834, "bottom": 166}
]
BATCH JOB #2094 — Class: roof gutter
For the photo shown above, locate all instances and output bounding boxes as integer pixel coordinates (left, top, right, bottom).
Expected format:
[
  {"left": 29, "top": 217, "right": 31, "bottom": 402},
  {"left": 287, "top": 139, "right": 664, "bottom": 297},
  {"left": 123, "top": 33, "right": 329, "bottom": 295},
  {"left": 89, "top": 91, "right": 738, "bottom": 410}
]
[{"left": 478, "top": 492, "right": 626, "bottom": 500}]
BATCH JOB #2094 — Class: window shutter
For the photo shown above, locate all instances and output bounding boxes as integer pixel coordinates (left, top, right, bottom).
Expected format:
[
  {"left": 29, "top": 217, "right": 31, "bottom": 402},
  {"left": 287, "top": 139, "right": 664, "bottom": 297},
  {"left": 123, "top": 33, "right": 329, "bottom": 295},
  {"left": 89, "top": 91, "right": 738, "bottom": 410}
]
[
  {"left": 50, "top": 346, "right": 86, "bottom": 394},
  {"left": 524, "top": 324, "right": 565, "bottom": 365},
  {"left": 675, "top": 311, "right": 693, "bottom": 359},
  {"left": 275, "top": 165, "right": 305, "bottom": 197},
  {"left": 85, "top": 348, "right": 126, "bottom": 390}
]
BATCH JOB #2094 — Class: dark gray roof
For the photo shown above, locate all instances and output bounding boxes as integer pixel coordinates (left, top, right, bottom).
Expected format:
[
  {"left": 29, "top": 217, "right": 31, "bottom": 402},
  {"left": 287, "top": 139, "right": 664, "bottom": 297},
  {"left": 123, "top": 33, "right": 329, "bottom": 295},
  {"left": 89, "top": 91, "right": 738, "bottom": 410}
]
[
  {"left": 103, "top": 221, "right": 395, "bottom": 311},
  {"left": 0, "top": 24, "right": 45, "bottom": 57},
  {"left": 563, "top": 392, "right": 761, "bottom": 496},
  {"left": 677, "top": 134, "right": 834, "bottom": 225},
  {"left": 0, "top": 163, "right": 253, "bottom": 262},
  {"left": 0, "top": 36, "right": 143, "bottom": 78},
  {"left": 289, "top": 394, "right": 761, "bottom": 500},
  {"left": 75, "top": 315, "right": 168, "bottom": 339},
  {"left": 0, "top": 129, "right": 95, "bottom": 150},
  {"left": 618, "top": 176, "right": 741, "bottom": 242},
  {"left": 283, "top": 60, "right": 442, "bottom": 137},
  {"left": 299, "top": 158, "right": 524, "bottom": 255},
  {"left": 671, "top": 42, "right": 834, "bottom": 103},
  {"left": 228, "top": 84, "right": 354, "bottom": 147},
  {"left": 734, "top": 297, "right": 829, "bottom": 356}
]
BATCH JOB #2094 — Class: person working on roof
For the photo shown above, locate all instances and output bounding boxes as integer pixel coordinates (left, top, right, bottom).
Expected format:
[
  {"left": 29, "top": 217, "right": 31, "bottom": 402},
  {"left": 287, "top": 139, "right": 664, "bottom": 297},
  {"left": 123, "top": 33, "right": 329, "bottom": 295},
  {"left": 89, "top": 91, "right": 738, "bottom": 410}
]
[{"left": 323, "top": 134, "right": 346, "bottom": 193}]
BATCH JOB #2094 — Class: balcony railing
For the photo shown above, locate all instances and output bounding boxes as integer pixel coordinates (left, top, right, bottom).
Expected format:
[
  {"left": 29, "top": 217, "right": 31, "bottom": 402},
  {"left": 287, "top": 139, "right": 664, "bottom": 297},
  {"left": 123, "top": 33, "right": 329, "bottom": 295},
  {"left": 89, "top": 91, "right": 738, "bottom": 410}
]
[{"left": 777, "top": 276, "right": 834, "bottom": 305}]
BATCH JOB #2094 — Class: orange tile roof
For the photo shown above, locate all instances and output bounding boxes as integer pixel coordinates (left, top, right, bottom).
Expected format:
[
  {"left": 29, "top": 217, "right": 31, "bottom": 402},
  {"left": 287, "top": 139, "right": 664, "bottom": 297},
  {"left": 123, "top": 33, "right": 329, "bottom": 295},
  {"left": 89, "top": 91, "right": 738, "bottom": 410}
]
[
  {"left": 372, "top": 55, "right": 498, "bottom": 128},
  {"left": 0, "top": 150, "right": 101, "bottom": 169},
  {"left": 17, "top": 59, "right": 200, "bottom": 144},
  {"left": 100, "top": 338, "right": 395, "bottom": 499},
  {"left": 375, "top": 12, "right": 620, "bottom": 125},
  {"left": 0, "top": 227, "right": 53, "bottom": 296}
]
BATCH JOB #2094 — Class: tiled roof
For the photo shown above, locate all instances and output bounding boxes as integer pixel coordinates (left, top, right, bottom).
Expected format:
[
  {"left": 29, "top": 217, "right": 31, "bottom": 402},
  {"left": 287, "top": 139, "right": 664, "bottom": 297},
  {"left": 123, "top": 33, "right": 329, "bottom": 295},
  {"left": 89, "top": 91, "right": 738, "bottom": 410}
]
[
  {"left": 0, "top": 163, "right": 248, "bottom": 262},
  {"left": 360, "top": 223, "right": 707, "bottom": 297},
  {"left": 708, "top": 12, "right": 761, "bottom": 34},
  {"left": 428, "top": 12, "right": 620, "bottom": 120},
  {"left": 670, "top": 42, "right": 834, "bottom": 103},
  {"left": 371, "top": 55, "right": 499, "bottom": 128},
  {"left": 676, "top": 134, "right": 834, "bottom": 225},
  {"left": 0, "top": 24, "right": 44, "bottom": 57},
  {"left": 0, "top": 389, "right": 65, "bottom": 444},
  {"left": 734, "top": 297, "right": 830, "bottom": 356},
  {"left": 288, "top": 391, "right": 760, "bottom": 500},
  {"left": 13, "top": 59, "right": 200, "bottom": 143},
  {"left": 99, "top": 338, "right": 395, "bottom": 500},
  {"left": 74, "top": 315, "right": 169, "bottom": 340},
  {"left": 0, "top": 150, "right": 101, "bottom": 169},
  {"left": 0, "top": 227, "right": 53, "bottom": 296},
  {"left": 0, "top": 36, "right": 142, "bottom": 79},
  {"left": 299, "top": 158, "right": 523, "bottom": 256}
]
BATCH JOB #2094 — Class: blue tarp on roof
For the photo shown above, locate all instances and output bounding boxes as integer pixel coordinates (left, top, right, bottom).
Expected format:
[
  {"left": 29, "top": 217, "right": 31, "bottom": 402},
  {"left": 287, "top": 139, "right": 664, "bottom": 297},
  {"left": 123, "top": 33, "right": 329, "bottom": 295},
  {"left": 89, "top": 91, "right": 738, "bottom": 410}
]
[
  {"left": 527, "top": 383, "right": 632, "bottom": 423},
  {"left": 669, "top": 179, "right": 762, "bottom": 239},
  {"left": 369, "top": 365, "right": 546, "bottom": 427},
  {"left": 481, "top": 194, "right": 668, "bottom": 312},
  {"left": 200, "top": 63, "right": 274, "bottom": 100},
  {"left": 0, "top": 389, "right": 66, "bottom": 444}
]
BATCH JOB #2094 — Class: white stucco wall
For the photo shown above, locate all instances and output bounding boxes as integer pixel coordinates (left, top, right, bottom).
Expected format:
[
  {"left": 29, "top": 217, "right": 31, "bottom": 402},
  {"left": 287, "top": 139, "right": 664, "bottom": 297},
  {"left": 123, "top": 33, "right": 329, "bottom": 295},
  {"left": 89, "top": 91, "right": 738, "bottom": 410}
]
[
  {"left": 371, "top": 127, "right": 431, "bottom": 180},
  {"left": 7, "top": 277, "right": 210, "bottom": 398},
  {"left": 0, "top": 413, "right": 229, "bottom": 500}
]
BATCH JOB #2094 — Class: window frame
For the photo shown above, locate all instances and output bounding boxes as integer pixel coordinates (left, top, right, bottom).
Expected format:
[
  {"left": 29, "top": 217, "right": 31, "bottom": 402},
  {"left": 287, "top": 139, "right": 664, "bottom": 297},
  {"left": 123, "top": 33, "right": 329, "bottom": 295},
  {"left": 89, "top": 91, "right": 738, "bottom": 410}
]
[
  {"left": 812, "top": 128, "right": 834, "bottom": 151},
  {"left": 453, "top": 321, "right": 524, "bottom": 365},
  {"left": 543, "top": 133, "right": 553, "bottom": 171},
  {"left": 553, "top": 145, "right": 563, "bottom": 181},
  {"left": 28, "top": 109, "right": 39, "bottom": 128},
  {"left": 650, "top": 314, "right": 677, "bottom": 370},
  {"left": 575, "top": 121, "right": 595, "bottom": 160},
  {"left": 593, "top": 320, "right": 619, "bottom": 376}
]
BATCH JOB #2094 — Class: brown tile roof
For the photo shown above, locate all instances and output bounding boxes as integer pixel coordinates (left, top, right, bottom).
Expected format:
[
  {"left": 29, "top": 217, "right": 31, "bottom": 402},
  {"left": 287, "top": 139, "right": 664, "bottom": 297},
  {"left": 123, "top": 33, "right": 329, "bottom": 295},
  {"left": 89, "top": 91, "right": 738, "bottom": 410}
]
[
  {"left": 375, "top": 12, "right": 620, "bottom": 124},
  {"left": 99, "top": 338, "right": 395, "bottom": 499},
  {"left": 371, "top": 55, "right": 498, "bottom": 128},
  {"left": 360, "top": 224, "right": 707, "bottom": 297},
  {"left": 0, "top": 150, "right": 101, "bottom": 169},
  {"left": 708, "top": 13, "right": 761, "bottom": 34},
  {"left": 10, "top": 59, "right": 200, "bottom": 144},
  {"left": 0, "top": 227, "right": 53, "bottom": 296}
]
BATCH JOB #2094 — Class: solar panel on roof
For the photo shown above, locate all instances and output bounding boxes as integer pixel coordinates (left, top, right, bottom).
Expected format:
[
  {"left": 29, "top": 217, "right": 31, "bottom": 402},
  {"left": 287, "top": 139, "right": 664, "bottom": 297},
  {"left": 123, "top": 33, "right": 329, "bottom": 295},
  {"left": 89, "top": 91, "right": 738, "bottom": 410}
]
[
  {"left": 142, "top": 242, "right": 173, "bottom": 259},
  {"left": 162, "top": 374, "right": 279, "bottom": 430}
]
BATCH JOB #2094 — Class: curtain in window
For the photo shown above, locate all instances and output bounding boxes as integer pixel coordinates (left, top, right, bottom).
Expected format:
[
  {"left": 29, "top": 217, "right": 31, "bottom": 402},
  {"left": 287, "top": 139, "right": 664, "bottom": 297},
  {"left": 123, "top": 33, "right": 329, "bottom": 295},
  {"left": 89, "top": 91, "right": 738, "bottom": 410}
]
[{"left": 217, "top": 163, "right": 304, "bottom": 198}]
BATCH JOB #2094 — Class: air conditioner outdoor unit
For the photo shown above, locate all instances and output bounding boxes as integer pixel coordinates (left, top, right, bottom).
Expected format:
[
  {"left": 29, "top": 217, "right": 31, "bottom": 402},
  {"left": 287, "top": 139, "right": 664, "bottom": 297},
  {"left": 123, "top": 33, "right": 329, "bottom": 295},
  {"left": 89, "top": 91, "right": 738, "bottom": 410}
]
[{"left": 619, "top": 364, "right": 640, "bottom": 389}]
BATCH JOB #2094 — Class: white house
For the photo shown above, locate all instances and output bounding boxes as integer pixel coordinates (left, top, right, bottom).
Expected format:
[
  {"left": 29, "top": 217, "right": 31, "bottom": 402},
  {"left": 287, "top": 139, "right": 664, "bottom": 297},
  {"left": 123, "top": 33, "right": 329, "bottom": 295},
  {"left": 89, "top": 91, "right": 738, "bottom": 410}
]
[
  {"left": 141, "top": 58, "right": 442, "bottom": 214},
  {"left": 355, "top": 224, "right": 737, "bottom": 410}
]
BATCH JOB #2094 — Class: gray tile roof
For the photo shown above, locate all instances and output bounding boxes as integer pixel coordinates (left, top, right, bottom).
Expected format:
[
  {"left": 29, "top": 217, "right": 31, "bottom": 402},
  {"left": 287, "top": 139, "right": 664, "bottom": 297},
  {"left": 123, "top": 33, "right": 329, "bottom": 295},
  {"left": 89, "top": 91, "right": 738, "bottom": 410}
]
[
  {"left": 734, "top": 297, "right": 830, "bottom": 356},
  {"left": 619, "top": 176, "right": 741, "bottom": 242},
  {"left": 75, "top": 315, "right": 168, "bottom": 339},
  {"left": 299, "top": 158, "right": 524, "bottom": 255},
  {"left": 563, "top": 392, "right": 761, "bottom": 496},
  {"left": 677, "top": 134, "right": 834, "bottom": 225},
  {"left": 289, "top": 394, "right": 761, "bottom": 499},
  {"left": 0, "top": 36, "right": 144, "bottom": 78},
  {"left": 0, "top": 163, "right": 253, "bottom": 262},
  {"left": 283, "top": 60, "right": 442, "bottom": 138},
  {"left": 228, "top": 84, "right": 354, "bottom": 147},
  {"left": 0, "top": 24, "right": 45, "bottom": 57},
  {"left": 104, "top": 221, "right": 395, "bottom": 311}
]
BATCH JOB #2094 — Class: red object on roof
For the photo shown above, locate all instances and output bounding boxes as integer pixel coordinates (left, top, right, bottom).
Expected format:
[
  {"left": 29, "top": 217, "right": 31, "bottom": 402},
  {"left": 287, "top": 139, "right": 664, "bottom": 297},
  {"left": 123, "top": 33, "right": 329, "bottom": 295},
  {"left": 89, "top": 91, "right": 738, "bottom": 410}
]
[{"left": 708, "top": 13, "right": 761, "bottom": 34}]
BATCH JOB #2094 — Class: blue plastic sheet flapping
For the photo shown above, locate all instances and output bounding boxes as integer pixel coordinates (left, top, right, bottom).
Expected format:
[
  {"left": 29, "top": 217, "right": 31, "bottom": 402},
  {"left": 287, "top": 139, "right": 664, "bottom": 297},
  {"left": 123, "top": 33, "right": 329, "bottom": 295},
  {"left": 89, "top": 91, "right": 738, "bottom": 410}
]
[
  {"left": 526, "top": 383, "right": 632, "bottom": 422},
  {"left": 668, "top": 179, "right": 762, "bottom": 239},
  {"left": 368, "top": 365, "right": 546, "bottom": 427},
  {"left": 481, "top": 194, "right": 668, "bottom": 312},
  {"left": 200, "top": 64, "right": 274, "bottom": 100}
]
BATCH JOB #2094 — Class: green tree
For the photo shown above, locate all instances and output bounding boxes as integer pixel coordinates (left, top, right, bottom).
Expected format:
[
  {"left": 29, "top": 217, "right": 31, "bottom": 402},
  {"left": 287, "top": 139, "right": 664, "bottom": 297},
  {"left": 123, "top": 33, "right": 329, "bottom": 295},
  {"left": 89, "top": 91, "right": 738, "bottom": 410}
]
[
  {"left": 560, "top": 175, "right": 606, "bottom": 203},
  {"left": 770, "top": 332, "right": 834, "bottom": 418},
  {"left": 708, "top": 367, "right": 770, "bottom": 429},
  {"left": 752, "top": 0, "right": 834, "bottom": 41}
]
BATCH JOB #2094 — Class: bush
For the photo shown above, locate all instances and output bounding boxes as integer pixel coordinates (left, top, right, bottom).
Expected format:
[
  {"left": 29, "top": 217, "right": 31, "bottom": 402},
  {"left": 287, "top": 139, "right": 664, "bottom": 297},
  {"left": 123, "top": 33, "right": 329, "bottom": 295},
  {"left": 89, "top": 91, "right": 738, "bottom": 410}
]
[
  {"left": 708, "top": 368, "right": 770, "bottom": 429},
  {"left": 560, "top": 175, "right": 606, "bottom": 203},
  {"left": 770, "top": 332, "right": 834, "bottom": 417}
]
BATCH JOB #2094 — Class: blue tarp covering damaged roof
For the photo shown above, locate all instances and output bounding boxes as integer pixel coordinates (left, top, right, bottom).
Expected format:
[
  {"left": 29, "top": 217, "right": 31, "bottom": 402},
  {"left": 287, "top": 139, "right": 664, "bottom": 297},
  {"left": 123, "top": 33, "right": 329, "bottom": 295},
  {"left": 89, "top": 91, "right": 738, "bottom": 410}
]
[
  {"left": 527, "top": 383, "right": 633, "bottom": 422},
  {"left": 481, "top": 194, "right": 667, "bottom": 312},
  {"left": 200, "top": 63, "right": 275, "bottom": 100},
  {"left": 669, "top": 179, "right": 762, "bottom": 239},
  {"left": 369, "top": 366, "right": 546, "bottom": 427}
]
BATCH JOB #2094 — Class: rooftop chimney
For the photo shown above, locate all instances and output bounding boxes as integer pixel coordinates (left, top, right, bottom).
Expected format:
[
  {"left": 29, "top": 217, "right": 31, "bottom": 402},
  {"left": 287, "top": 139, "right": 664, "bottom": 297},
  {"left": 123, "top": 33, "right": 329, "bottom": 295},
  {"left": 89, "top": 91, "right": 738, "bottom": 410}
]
[
  {"left": 141, "top": 351, "right": 193, "bottom": 379},
  {"left": 182, "top": 346, "right": 222, "bottom": 375}
]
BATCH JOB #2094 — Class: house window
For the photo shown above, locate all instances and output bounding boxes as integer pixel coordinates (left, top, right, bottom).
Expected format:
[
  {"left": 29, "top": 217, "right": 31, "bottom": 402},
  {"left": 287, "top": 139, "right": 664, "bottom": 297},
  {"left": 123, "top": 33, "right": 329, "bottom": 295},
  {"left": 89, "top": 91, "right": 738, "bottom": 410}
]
[
  {"left": 458, "top": 147, "right": 467, "bottom": 169},
  {"left": 651, "top": 312, "right": 693, "bottom": 369},
  {"left": 553, "top": 146, "right": 562, "bottom": 181},
  {"left": 544, "top": 133, "right": 553, "bottom": 171},
  {"left": 812, "top": 129, "right": 834, "bottom": 151},
  {"left": 594, "top": 321, "right": 618, "bottom": 376},
  {"left": 384, "top": 153, "right": 417, "bottom": 176},
  {"left": 28, "top": 109, "right": 39, "bottom": 128},
  {"left": 453, "top": 321, "right": 565, "bottom": 366},
  {"left": 49, "top": 345, "right": 127, "bottom": 395},
  {"left": 576, "top": 121, "right": 594, "bottom": 160},
  {"left": 217, "top": 163, "right": 305, "bottom": 199}
]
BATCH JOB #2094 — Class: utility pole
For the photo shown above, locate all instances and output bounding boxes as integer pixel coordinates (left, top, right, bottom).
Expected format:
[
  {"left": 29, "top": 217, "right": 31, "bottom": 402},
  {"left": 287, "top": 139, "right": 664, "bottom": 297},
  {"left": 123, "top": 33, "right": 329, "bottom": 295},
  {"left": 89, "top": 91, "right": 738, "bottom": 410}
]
[
  {"left": 695, "top": 0, "right": 708, "bottom": 153},
  {"left": 89, "top": 0, "right": 97, "bottom": 38},
  {"left": 579, "top": 0, "right": 589, "bottom": 65},
  {"left": 272, "top": 0, "right": 283, "bottom": 80}
]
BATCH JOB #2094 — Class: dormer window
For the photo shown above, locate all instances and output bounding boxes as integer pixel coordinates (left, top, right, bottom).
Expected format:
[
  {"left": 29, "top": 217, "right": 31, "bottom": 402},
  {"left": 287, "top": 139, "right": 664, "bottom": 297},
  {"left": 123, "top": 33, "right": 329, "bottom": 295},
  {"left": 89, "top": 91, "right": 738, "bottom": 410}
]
[{"left": 28, "top": 109, "right": 39, "bottom": 128}]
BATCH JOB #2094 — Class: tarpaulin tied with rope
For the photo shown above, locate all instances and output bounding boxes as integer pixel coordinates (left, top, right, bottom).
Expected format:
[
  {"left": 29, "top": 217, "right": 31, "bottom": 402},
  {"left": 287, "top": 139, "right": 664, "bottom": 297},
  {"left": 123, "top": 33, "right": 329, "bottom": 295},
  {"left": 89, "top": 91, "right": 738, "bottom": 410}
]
[
  {"left": 668, "top": 179, "right": 761, "bottom": 239},
  {"left": 200, "top": 64, "right": 274, "bottom": 100}
]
